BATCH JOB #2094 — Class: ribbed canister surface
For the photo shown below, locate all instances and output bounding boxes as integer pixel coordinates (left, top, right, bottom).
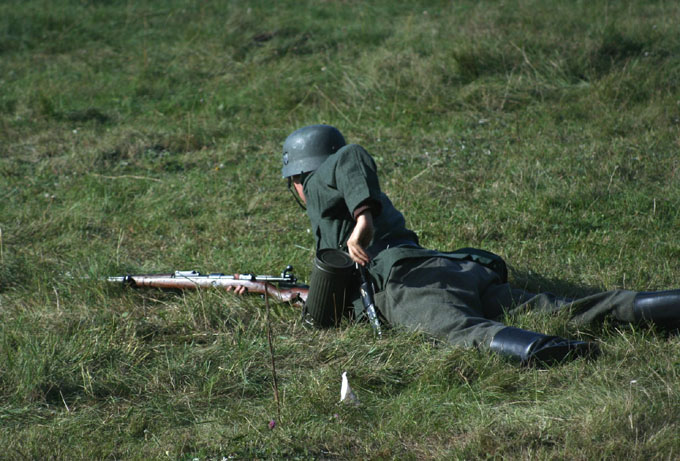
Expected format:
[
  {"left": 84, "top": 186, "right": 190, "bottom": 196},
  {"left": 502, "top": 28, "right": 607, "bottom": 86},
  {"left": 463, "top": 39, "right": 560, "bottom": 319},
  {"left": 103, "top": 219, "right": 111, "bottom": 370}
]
[{"left": 304, "top": 249, "right": 355, "bottom": 327}]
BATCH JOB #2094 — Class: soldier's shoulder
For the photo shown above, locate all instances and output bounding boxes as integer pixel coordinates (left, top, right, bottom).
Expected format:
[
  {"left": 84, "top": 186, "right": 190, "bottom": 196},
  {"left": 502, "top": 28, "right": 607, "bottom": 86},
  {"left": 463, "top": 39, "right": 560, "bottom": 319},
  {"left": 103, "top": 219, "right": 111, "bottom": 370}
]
[
  {"left": 313, "top": 144, "right": 375, "bottom": 180},
  {"left": 337, "top": 143, "right": 369, "bottom": 155},
  {"left": 333, "top": 144, "right": 374, "bottom": 165}
]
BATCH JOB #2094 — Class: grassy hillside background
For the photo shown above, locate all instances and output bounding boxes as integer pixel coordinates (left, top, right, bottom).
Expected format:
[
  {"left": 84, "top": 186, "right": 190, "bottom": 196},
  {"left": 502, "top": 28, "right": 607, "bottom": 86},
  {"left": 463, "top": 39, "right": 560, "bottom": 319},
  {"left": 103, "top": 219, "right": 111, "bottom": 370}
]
[{"left": 1, "top": 0, "right": 679, "bottom": 459}]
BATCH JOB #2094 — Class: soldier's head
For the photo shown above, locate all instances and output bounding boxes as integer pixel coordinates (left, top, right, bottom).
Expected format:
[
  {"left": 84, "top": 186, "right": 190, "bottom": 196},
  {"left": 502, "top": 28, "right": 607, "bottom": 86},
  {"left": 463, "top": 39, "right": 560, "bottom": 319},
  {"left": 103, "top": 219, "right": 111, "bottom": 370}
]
[
  {"left": 281, "top": 124, "right": 345, "bottom": 208},
  {"left": 281, "top": 124, "right": 346, "bottom": 179}
]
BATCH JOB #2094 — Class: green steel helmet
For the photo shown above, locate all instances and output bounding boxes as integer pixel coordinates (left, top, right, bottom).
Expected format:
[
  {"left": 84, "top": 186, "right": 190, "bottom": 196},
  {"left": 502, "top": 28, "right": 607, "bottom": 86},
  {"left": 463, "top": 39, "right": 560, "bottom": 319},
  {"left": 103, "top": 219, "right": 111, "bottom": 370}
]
[{"left": 281, "top": 124, "right": 346, "bottom": 178}]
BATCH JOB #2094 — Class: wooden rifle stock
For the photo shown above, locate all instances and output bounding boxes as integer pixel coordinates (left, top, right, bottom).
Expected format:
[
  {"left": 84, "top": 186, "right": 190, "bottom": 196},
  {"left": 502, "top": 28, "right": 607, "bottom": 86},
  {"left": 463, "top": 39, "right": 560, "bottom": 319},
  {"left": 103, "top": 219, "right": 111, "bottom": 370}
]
[{"left": 108, "top": 268, "right": 309, "bottom": 306}]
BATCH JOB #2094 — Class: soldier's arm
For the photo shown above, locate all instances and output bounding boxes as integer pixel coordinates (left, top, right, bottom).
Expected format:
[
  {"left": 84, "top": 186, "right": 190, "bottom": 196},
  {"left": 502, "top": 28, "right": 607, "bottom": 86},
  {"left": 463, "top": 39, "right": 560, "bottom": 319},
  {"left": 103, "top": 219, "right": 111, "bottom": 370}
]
[
  {"left": 334, "top": 145, "right": 383, "bottom": 217},
  {"left": 346, "top": 209, "right": 374, "bottom": 266}
]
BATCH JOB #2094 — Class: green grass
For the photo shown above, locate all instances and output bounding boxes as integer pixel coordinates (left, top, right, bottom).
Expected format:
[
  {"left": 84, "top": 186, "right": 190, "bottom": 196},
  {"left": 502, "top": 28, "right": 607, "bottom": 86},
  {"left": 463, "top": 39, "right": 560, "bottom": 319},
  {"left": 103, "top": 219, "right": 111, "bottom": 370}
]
[{"left": 2, "top": 0, "right": 680, "bottom": 459}]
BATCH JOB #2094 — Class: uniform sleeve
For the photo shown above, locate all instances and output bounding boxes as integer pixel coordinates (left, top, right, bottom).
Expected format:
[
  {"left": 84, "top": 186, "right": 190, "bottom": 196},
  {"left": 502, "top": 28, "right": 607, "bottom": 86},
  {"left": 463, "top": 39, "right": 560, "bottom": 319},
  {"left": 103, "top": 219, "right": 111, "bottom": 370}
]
[{"left": 334, "top": 144, "right": 383, "bottom": 218}]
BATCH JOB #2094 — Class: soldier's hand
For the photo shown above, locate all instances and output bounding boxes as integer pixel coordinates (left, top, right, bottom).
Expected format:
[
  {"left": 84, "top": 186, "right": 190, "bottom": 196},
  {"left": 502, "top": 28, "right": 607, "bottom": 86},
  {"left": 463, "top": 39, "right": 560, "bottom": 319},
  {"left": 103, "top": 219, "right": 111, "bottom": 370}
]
[
  {"left": 226, "top": 285, "right": 248, "bottom": 295},
  {"left": 347, "top": 211, "right": 374, "bottom": 266}
]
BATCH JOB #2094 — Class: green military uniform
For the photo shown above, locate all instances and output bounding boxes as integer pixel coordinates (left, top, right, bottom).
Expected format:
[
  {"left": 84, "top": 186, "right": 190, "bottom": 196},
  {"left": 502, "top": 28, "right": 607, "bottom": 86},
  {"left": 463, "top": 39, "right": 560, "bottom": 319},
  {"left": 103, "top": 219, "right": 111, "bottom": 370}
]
[{"left": 302, "top": 143, "right": 639, "bottom": 348}]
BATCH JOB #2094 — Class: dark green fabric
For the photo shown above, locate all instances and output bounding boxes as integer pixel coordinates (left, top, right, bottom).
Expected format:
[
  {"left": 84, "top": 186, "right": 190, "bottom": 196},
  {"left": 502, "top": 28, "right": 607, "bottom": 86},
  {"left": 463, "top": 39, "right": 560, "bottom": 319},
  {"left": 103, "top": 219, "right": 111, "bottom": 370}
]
[
  {"left": 445, "top": 247, "right": 508, "bottom": 283},
  {"left": 303, "top": 143, "right": 417, "bottom": 254},
  {"left": 369, "top": 246, "right": 507, "bottom": 290},
  {"left": 377, "top": 257, "right": 508, "bottom": 348},
  {"left": 375, "top": 257, "right": 637, "bottom": 348},
  {"left": 301, "top": 143, "right": 639, "bottom": 348}
]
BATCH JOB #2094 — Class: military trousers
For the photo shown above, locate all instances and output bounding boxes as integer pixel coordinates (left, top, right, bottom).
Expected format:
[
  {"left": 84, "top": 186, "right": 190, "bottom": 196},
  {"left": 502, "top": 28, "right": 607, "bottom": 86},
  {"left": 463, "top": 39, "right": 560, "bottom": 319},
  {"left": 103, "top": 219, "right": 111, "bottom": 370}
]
[{"left": 375, "top": 257, "right": 638, "bottom": 348}]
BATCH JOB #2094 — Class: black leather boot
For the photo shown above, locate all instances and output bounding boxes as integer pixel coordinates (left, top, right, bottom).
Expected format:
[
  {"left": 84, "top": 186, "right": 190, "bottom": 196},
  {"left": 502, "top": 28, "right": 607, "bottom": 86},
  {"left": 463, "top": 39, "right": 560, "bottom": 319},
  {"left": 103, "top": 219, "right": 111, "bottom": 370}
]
[
  {"left": 633, "top": 290, "right": 680, "bottom": 329},
  {"left": 490, "top": 327, "right": 599, "bottom": 365}
]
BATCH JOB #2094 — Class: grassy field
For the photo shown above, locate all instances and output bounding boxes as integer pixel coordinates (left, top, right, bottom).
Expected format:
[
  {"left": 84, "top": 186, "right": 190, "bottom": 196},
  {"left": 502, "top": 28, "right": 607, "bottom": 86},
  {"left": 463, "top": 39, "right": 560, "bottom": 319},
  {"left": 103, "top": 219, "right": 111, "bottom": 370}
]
[{"left": 1, "top": 0, "right": 679, "bottom": 459}]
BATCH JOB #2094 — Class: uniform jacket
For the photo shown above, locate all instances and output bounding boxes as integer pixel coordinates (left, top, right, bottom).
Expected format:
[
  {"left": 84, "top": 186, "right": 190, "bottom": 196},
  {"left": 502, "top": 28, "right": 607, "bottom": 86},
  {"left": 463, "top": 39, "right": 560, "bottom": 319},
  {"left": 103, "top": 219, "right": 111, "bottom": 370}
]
[{"left": 301, "top": 143, "right": 443, "bottom": 290}]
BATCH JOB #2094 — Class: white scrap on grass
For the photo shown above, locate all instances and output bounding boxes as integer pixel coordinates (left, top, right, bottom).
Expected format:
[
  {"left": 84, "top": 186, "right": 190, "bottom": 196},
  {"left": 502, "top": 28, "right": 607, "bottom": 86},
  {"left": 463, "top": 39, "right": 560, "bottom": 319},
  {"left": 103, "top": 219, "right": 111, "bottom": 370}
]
[{"left": 340, "top": 371, "right": 360, "bottom": 406}]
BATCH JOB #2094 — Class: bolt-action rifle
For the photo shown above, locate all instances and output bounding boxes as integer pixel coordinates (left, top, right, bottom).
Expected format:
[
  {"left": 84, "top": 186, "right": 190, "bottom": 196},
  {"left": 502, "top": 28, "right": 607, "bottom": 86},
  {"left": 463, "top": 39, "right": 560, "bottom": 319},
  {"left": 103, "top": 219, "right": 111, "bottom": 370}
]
[{"left": 107, "top": 265, "right": 308, "bottom": 306}]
